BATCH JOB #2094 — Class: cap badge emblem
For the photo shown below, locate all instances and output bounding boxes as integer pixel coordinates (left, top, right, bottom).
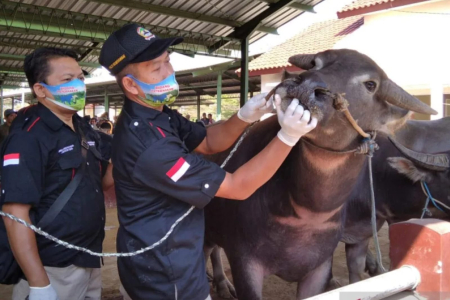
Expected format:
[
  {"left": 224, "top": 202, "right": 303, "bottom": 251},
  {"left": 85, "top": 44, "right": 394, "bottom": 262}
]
[{"left": 137, "top": 27, "right": 155, "bottom": 41}]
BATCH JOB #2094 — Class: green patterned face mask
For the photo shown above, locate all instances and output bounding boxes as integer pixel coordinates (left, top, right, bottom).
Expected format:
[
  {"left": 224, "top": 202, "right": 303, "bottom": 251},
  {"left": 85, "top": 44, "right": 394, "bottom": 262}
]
[
  {"left": 41, "top": 78, "right": 86, "bottom": 111},
  {"left": 127, "top": 73, "right": 179, "bottom": 107}
]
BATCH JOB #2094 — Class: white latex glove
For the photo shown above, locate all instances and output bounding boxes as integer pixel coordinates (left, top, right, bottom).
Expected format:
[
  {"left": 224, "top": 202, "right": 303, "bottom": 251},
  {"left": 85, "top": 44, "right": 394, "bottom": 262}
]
[
  {"left": 29, "top": 284, "right": 59, "bottom": 300},
  {"left": 275, "top": 95, "right": 318, "bottom": 146},
  {"left": 237, "top": 92, "right": 273, "bottom": 123}
]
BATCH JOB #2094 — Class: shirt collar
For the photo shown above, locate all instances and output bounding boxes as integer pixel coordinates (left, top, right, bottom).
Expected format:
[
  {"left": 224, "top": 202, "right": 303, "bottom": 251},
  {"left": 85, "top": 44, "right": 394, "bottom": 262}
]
[
  {"left": 37, "top": 103, "right": 81, "bottom": 131},
  {"left": 123, "top": 98, "right": 170, "bottom": 121}
]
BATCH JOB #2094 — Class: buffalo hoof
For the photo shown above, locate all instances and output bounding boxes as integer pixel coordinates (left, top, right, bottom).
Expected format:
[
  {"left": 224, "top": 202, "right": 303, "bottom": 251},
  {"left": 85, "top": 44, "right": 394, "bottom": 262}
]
[
  {"left": 350, "top": 271, "right": 371, "bottom": 284},
  {"left": 207, "top": 270, "right": 214, "bottom": 282},
  {"left": 215, "top": 279, "right": 237, "bottom": 299},
  {"left": 325, "top": 278, "right": 342, "bottom": 291}
]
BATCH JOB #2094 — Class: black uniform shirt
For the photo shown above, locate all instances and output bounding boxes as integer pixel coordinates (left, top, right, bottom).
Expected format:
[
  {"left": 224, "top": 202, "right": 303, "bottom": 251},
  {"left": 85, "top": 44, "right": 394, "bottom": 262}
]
[
  {"left": 112, "top": 99, "right": 225, "bottom": 300},
  {"left": 0, "top": 104, "right": 106, "bottom": 268}
]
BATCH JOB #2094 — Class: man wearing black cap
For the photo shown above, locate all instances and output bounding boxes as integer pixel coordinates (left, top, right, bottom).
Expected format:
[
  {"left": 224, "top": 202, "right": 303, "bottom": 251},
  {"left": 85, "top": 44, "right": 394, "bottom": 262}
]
[
  {"left": 99, "top": 24, "right": 316, "bottom": 300},
  {"left": 0, "top": 109, "right": 17, "bottom": 146}
]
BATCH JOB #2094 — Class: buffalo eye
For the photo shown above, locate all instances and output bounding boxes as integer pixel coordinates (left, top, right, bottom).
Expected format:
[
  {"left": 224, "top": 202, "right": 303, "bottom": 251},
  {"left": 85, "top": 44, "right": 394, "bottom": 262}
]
[{"left": 364, "top": 81, "right": 377, "bottom": 92}]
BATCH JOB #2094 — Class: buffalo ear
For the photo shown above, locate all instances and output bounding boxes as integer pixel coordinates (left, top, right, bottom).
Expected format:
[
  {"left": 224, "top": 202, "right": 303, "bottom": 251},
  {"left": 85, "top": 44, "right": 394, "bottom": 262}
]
[
  {"left": 288, "top": 54, "right": 316, "bottom": 70},
  {"left": 387, "top": 157, "right": 430, "bottom": 183},
  {"left": 282, "top": 69, "right": 296, "bottom": 80}
]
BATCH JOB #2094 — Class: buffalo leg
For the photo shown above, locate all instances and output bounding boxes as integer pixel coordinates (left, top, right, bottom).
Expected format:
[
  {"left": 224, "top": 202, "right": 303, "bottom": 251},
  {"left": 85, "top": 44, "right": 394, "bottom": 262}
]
[
  {"left": 365, "top": 249, "right": 385, "bottom": 276},
  {"left": 204, "top": 242, "right": 215, "bottom": 282},
  {"left": 346, "top": 240, "right": 371, "bottom": 283},
  {"left": 210, "top": 246, "right": 237, "bottom": 299},
  {"left": 226, "top": 252, "right": 265, "bottom": 300},
  {"left": 324, "top": 257, "right": 341, "bottom": 292},
  {"left": 296, "top": 257, "right": 333, "bottom": 299}
]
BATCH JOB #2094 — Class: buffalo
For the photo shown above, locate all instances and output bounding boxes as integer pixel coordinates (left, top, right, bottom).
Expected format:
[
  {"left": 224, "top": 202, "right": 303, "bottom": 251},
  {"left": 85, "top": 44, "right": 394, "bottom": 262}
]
[
  {"left": 204, "top": 49, "right": 437, "bottom": 299},
  {"left": 340, "top": 117, "right": 450, "bottom": 284}
]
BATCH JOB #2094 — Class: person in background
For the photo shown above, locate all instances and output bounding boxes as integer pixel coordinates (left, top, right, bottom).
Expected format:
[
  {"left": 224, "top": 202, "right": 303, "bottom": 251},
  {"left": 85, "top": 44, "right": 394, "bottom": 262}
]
[
  {"left": 89, "top": 118, "right": 98, "bottom": 130},
  {"left": 0, "top": 109, "right": 17, "bottom": 146},
  {"left": 99, "top": 121, "right": 112, "bottom": 135},
  {"left": 207, "top": 113, "right": 215, "bottom": 125},
  {"left": 97, "top": 122, "right": 113, "bottom": 162},
  {"left": 185, "top": 114, "right": 191, "bottom": 121},
  {"left": 112, "top": 115, "right": 119, "bottom": 134},
  {"left": 200, "top": 112, "right": 209, "bottom": 125},
  {"left": 1, "top": 47, "right": 113, "bottom": 300},
  {"left": 82, "top": 115, "right": 91, "bottom": 125},
  {"left": 99, "top": 112, "right": 109, "bottom": 121}
]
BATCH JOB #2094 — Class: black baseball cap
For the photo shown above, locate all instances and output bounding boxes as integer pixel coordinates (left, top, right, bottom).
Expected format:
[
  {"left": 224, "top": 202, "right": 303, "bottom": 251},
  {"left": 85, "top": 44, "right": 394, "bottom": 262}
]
[
  {"left": 99, "top": 24, "right": 183, "bottom": 75},
  {"left": 4, "top": 109, "right": 16, "bottom": 118}
]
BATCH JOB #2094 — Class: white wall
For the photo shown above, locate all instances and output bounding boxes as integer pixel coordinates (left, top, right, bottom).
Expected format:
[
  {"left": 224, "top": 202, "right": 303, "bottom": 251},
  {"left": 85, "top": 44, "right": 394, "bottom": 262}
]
[
  {"left": 261, "top": 72, "right": 284, "bottom": 93},
  {"left": 334, "top": 0, "right": 450, "bottom": 119}
]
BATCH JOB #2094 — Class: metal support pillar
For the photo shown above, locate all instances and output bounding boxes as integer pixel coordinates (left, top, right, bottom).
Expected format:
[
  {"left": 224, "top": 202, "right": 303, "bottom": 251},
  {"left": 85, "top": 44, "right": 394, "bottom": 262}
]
[
  {"left": 240, "top": 37, "right": 249, "bottom": 107},
  {"left": 11, "top": 96, "right": 14, "bottom": 110},
  {"left": 196, "top": 94, "right": 200, "bottom": 121},
  {"left": 104, "top": 88, "right": 109, "bottom": 116},
  {"left": 216, "top": 71, "right": 222, "bottom": 120},
  {"left": 0, "top": 87, "right": 3, "bottom": 125}
]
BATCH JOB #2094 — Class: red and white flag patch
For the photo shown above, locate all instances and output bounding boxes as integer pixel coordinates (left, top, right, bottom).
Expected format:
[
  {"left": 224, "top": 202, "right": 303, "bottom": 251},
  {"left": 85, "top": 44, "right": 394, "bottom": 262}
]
[
  {"left": 3, "top": 153, "right": 20, "bottom": 166},
  {"left": 166, "top": 157, "right": 190, "bottom": 182}
]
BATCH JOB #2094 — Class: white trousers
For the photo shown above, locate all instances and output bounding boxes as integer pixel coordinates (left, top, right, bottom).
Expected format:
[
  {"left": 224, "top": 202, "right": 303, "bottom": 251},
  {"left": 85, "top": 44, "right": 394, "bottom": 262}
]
[{"left": 12, "top": 265, "right": 101, "bottom": 300}]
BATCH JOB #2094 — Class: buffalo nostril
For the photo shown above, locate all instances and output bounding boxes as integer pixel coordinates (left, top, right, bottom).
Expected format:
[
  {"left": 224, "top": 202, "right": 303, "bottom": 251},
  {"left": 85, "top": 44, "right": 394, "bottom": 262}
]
[{"left": 314, "top": 88, "right": 328, "bottom": 98}]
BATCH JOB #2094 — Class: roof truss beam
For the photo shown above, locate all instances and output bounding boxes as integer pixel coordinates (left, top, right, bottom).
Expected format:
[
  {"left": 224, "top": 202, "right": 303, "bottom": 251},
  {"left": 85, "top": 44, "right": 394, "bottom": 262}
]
[
  {"left": 256, "top": 0, "right": 315, "bottom": 12},
  {"left": 0, "top": 53, "right": 100, "bottom": 68},
  {"left": 208, "top": 0, "right": 296, "bottom": 52},
  {"left": 85, "top": 0, "right": 278, "bottom": 34},
  {"left": 233, "top": 0, "right": 296, "bottom": 39},
  {"left": 223, "top": 72, "right": 259, "bottom": 91},
  {"left": 0, "top": 37, "right": 236, "bottom": 59}
]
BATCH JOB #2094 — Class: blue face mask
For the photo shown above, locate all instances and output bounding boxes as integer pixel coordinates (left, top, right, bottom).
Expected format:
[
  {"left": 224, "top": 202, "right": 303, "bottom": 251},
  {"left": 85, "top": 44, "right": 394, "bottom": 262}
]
[
  {"left": 127, "top": 73, "right": 179, "bottom": 107},
  {"left": 41, "top": 78, "right": 86, "bottom": 111}
]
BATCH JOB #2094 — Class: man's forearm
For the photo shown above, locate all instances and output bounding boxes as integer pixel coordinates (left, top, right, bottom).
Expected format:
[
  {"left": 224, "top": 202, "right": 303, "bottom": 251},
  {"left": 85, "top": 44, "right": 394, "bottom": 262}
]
[
  {"left": 204, "top": 114, "right": 249, "bottom": 153},
  {"left": 3, "top": 204, "right": 49, "bottom": 287},
  {"left": 231, "top": 136, "right": 291, "bottom": 199},
  {"left": 216, "top": 136, "right": 292, "bottom": 200}
]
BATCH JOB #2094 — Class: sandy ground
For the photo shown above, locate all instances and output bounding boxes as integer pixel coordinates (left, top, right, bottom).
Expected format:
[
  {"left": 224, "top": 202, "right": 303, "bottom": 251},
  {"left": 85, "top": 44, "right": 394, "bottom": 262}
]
[{"left": 0, "top": 208, "right": 391, "bottom": 300}]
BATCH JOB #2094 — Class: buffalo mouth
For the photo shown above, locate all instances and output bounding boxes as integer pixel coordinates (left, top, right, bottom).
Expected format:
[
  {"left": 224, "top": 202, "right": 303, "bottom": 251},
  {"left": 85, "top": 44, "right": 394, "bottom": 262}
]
[{"left": 275, "top": 82, "right": 333, "bottom": 121}]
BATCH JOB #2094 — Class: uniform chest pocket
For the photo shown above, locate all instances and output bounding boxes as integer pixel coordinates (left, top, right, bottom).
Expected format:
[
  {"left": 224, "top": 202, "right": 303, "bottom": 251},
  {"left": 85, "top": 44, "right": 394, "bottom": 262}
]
[
  {"left": 56, "top": 153, "right": 82, "bottom": 186},
  {"left": 57, "top": 152, "right": 82, "bottom": 173}
]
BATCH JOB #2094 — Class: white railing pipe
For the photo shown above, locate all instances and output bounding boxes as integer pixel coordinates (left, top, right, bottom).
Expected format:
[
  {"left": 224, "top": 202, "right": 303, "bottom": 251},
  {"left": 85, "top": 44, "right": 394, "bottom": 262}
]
[{"left": 304, "top": 265, "right": 421, "bottom": 300}]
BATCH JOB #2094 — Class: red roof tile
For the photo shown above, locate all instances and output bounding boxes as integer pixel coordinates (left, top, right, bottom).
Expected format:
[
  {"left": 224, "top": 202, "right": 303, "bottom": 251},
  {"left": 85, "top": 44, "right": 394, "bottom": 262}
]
[
  {"left": 337, "top": 0, "right": 430, "bottom": 18},
  {"left": 339, "top": 0, "right": 395, "bottom": 13},
  {"left": 243, "top": 16, "right": 363, "bottom": 74}
]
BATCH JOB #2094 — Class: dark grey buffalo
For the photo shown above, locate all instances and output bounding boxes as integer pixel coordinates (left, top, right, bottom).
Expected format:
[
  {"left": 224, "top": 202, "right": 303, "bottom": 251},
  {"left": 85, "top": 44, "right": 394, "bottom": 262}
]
[
  {"left": 340, "top": 117, "right": 450, "bottom": 284},
  {"left": 204, "top": 49, "right": 437, "bottom": 299}
]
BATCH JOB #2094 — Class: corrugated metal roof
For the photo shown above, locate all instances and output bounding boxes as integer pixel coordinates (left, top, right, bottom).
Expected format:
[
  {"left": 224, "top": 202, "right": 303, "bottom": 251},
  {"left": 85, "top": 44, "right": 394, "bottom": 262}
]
[{"left": 0, "top": 0, "right": 324, "bottom": 87}]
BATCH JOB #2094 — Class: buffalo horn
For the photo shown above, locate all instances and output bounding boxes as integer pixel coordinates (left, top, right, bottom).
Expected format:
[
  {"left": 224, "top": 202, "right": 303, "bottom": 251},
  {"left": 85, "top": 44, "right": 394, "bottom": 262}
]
[
  {"left": 388, "top": 136, "right": 449, "bottom": 171},
  {"left": 382, "top": 80, "right": 438, "bottom": 115}
]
